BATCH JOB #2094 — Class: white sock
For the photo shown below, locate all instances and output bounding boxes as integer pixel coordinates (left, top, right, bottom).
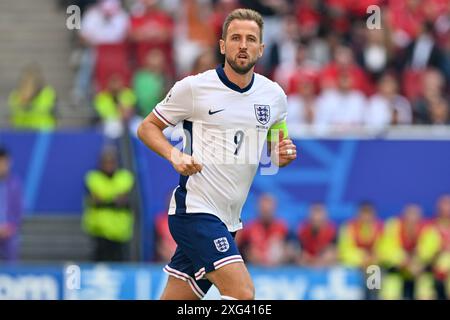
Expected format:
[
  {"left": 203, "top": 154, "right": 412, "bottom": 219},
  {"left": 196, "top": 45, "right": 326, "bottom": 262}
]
[{"left": 221, "top": 295, "right": 237, "bottom": 300}]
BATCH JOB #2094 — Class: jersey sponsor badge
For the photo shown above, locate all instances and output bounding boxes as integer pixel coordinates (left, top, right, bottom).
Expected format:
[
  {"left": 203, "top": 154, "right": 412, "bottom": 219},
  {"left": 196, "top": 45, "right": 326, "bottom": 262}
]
[
  {"left": 214, "top": 237, "right": 230, "bottom": 252},
  {"left": 254, "top": 104, "right": 270, "bottom": 125}
]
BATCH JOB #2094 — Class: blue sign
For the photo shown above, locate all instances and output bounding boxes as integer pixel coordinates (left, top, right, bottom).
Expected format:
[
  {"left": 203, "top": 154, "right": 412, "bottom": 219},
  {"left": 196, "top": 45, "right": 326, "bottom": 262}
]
[
  {"left": 0, "top": 265, "right": 63, "bottom": 300},
  {"left": 0, "top": 264, "right": 364, "bottom": 300},
  {"left": 0, "top": 130, "right": 106, "bottom": 214},
  {"left": 64, "top": 264, "right": 165, "bottom": 300}
]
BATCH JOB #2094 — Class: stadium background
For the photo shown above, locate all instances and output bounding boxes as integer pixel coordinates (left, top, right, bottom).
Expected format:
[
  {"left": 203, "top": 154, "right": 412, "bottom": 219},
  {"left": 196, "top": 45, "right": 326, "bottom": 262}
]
[{"left": 0, "top": 0, "right": 449, "bottom": 300}]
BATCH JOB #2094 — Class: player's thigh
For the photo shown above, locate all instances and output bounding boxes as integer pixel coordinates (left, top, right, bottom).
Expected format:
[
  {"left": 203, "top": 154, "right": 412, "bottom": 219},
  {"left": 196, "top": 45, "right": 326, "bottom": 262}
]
[
  {"left": 160, "top": 275, "right": 200, "bottom": 300},
  {"left": 206, "top": 261, "right": 254, "bottom": 300}
]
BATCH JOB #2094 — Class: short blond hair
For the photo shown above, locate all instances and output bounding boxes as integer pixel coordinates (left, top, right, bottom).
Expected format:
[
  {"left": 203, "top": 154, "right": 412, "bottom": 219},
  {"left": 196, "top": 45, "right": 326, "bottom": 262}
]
[{"left": 222, "top": 8, "right": 264, "bottom": 41}]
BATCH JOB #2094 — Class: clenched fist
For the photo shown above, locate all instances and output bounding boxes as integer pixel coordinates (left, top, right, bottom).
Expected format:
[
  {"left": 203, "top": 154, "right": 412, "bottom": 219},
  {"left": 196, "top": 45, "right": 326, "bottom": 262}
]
[{"left": 170, "top": 149, "right": 203, "bottom": 176}]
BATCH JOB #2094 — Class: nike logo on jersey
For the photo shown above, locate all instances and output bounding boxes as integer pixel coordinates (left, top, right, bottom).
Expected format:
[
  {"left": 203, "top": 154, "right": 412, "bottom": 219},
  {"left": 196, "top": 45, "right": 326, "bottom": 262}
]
[{"left": 208, "top": 108, "right": 225, "bottom": 115}]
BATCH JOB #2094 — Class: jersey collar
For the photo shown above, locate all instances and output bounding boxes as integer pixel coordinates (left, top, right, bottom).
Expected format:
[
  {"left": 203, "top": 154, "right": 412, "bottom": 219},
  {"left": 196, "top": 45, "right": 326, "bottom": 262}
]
[{"left": 215, "top": 64, "right": 254, "bottom": 93}]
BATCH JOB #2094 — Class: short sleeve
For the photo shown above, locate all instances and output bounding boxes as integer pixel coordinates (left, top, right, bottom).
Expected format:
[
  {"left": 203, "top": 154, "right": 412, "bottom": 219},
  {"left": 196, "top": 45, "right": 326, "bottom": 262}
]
[
  {"left": 276, "top": 87, "right": 288, "bottom": 123},
  {"left": 267, "top": 86, "right": 289, "bottom": 141},
  {"left": 152, "top": 77, "right": 194, "bottom": 126}
]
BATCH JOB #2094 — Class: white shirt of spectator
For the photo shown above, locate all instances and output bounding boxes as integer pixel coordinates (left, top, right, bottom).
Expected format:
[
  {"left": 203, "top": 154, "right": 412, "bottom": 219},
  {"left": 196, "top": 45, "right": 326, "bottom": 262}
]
[
  {"left": 314, "top": 89, "right": 366, "bottom": 133},
  {"left": 366, "top": 94, "right": 413, "bottom": 130},
  {"left": 80, "top": 5, "right": 129, "bottom": 44}
]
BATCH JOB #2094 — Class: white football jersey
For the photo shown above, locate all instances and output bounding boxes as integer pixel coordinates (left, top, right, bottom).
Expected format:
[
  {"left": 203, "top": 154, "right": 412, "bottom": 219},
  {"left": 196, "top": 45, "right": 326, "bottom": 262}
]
[{"left": 153, "top": 66, "right": 287, "bottom": 231}]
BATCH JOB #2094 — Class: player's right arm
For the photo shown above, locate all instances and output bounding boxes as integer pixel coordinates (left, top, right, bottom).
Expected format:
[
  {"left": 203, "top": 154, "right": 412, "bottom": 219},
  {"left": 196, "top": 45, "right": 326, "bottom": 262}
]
[
  {"left": 138, "top": 113, "right": 202, "bottom": 176},
  {"left": 137, "top": 78, "right": 202, "bottom": 176}
]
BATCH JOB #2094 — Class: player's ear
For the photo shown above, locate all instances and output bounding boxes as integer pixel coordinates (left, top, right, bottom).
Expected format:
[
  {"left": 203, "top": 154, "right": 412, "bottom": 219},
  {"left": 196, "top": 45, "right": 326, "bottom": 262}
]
[
  {"left": 258, "top": 43, "right": 265, "bottom": 58},
  {"left": 219, "top": 39, "right": 225, "bottom": 55}
]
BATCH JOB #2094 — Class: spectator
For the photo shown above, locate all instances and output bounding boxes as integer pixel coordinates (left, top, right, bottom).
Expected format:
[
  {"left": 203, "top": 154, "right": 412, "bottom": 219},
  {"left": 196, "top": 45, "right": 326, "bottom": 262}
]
[
  {"left": 417, "top": 195, "right": 450, "bottom": 300},
  {"left": 94, "top": 73, "right": 138, "bottom": 138},
  {"left": 400, "top": 22, "right": 446, "bottom": 73},
  {"left": 268, "top": 14, "right": 302, "bottom": 77},
  {"left": 73, "top": 0, "right": 130, "bottom": 104},
  {"left": 294, "top": 0, "right": 323, "bottom": 41},
  {"left": 133, "top": 49, "right": 167, "bottom": 117},
  {"left": 8, "top": 64, "right": 56, "bottom": 131},
  {"left": 80, "top": 0, "right": 129, "bottom": 44},
  {"left": 387, "top": 0, "right": 426, "bottom": 49},
  {"left": 129, "top": 0, "right": 175, "bottom": 74},
  {"left": 274, "top": 43, "right": 320, "bottom": 94},
  {"left": 296, "top": 204, "right": 337, "bottom": 267},
  {"left": 314, "top": 71, "right": 366, "bottom": 134},
  {"left": 237, "top": 194, "right": 289, "bottom": 266},
  {"left": 190, "top": 48, "right": 218, "bottom": 76},
  {"left": 184, "top": 0, "right": 216, "bottom": 49},
  {"left": 377, "top": 204, "right": 427, "bottom": 300},
  {"left": 209, "top": 0, "right": 238, "bottom": 42},
  {"left": 365, "top": 73, "right": 413, "bottom": 131},
  {"left": 82, "top": 146, "right": 135, "bottom": 261},
  {"left": 428, "top": 97, "right": 450, "bottom": 125},
  {"left": 0, "top": 147, "right": 23, "bottom": 263},
  {"left": 154, "top": 192, "right": 177, "bottom": 262},
  {"left": 320, "top": 45, "right": 373, "bottom": 95},
  {"left": 413, "top": 68, "right": 447, "bottom": 123},
  {"left": 355, "top": 27, "right": 394, "bottom": 81},
  {"left": 286, "top": 71, "right": 319, "bottom": 134},
  {"left": 154, "top": 211, "right": 177, "bottom": 262},
  {"left": 338, "top": 202, "right": 383, "bottom": 299}
]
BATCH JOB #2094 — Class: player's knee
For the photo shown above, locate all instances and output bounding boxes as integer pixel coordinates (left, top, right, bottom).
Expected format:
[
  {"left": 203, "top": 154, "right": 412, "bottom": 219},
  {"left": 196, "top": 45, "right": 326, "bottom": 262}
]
[
  {"left": 223, "top": 282, "right": 255, "bottom": 300},
  {"left": 242, "top": 284, "right": 255, "bottom": 300},
  {"left": 238, "top": 284, "right": 255, "bottom": 300}
]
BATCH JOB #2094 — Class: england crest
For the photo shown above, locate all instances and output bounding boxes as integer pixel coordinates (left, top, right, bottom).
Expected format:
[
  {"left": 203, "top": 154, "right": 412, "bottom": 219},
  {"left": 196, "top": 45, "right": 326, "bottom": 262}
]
[
  {"left": 254, "top": 104, "right": 270, "bottom": 125},
  {"left": 214, "top": 237, "right": 230, "bottom": 252}
]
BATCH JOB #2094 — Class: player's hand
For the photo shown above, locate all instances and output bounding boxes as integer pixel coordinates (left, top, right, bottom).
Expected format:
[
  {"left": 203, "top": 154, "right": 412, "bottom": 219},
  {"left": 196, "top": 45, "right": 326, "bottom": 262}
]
[
  {"left": 275, "top": 131, "right": 297, "bottom": 167},
  {"left": 170, "top": 150, "right": 203, "bottom": 176}
]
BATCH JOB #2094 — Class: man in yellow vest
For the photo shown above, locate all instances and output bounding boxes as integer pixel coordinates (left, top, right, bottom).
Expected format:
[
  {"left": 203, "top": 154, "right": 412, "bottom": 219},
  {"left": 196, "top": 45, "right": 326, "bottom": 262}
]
[
  {"left": 94, "top": 74, "right": 137, "bottom": 139},
  {"left": 8, "top": 65, "right": 56, "bottom": 131},
  {"left": 416, "top": 195, "right": 450, "bottom": 300},
  {"left": 377, "top": 204, "right": 427, "bottom": 299},
  {"left": 82, "top": 146, "right": 134, "bottom": 261},
  {"left": 338, "top": 202, "right": 384, "bottom": 299}
]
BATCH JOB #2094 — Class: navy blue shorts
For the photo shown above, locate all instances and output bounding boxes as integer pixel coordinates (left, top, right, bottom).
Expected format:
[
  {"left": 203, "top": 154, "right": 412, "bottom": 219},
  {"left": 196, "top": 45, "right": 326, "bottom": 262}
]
[{"left": 163, "top": 212, "right": 243, "bottom": 299}]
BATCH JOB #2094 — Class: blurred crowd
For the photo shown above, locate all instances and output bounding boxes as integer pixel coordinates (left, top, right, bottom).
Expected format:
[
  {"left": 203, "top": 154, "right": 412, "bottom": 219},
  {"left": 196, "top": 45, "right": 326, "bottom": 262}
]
[
  {"left": 6, "top": 0, "right": 450, "bottom": 136},
  {"left": 154, "top": 192, "right": 450, "bottom": 300}
]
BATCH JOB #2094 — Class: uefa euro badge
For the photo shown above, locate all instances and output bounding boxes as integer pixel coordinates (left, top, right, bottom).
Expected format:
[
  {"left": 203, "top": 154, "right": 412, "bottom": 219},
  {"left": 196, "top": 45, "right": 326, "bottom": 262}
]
[
  {"left": 254, "top": 104, "right": 271, "bottom": 125},
  {"left": 214, "top": 237, "right": 230, "bottom": 252}
]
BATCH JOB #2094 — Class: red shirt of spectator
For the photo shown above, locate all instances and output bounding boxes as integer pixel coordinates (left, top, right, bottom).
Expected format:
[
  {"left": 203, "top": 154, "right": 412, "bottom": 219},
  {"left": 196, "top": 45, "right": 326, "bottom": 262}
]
[
  {"left": 320, "top": 46, "right": 374, "bottom": 95},
  {"left": 349, "top": 211, "right": 383, "bottom": 252},
  {"left": 129, "top": 3, "right": 174, "bottom": 74},
  {"left": 399, "top": 208, "right": 426, "bottom": 253},
  {"left": 298, "top": 221, "right": 336, "bottom": 257},
  {"left": 154, "top": 211, "right": 177, "bottom": 262},
  {"left": 238, "top": 194, "right": 288, "bottom": 266},
  {"left": 295, "top": 1, "right": 322, "bottom": 36}
]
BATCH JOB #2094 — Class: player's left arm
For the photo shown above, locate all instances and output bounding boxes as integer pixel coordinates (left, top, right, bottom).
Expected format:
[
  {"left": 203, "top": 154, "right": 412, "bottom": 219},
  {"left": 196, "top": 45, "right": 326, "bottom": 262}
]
[{"left": 267, "top": 120, "right": 297, "bottom": 168}]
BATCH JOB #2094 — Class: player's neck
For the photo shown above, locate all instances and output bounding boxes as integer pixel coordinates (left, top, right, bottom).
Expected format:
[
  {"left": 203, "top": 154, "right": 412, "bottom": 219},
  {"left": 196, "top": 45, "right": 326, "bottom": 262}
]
[{"left": 223, "top": 63, "right": 254, "bottom": 89}]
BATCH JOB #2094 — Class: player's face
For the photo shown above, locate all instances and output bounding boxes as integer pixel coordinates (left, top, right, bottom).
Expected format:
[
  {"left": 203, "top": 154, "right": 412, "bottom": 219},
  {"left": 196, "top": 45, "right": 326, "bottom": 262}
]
[{"left": 220, "top": 20, "right": 264, "bottom": 75}]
